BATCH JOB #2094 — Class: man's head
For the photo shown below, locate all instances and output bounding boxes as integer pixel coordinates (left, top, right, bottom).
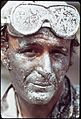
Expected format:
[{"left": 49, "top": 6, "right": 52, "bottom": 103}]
[{"left": 1, "top": 1, "right": 80, "bottom": 104}]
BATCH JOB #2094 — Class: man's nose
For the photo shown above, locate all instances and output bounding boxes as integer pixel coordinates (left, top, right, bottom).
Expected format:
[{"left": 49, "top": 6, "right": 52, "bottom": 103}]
[{"left": 39, "top": 51, "right": 52, "bottom": 73}]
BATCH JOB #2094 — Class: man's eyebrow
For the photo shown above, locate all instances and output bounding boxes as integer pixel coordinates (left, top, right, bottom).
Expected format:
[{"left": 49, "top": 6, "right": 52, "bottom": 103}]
[
  {"left": 21, "top": 40, "right": 68, "bottom": 51},
  {"left": 20, "top": 40, "right": 43, "bottom": 47},
  {"left": 17, "top": 36, "right": 68, "bottom": 51},
  {"left": 51, "top": 45, "right": 67, "bottom": 51},
  {"left": 18, "top": 40, "right": 43, "bottom": 49}
]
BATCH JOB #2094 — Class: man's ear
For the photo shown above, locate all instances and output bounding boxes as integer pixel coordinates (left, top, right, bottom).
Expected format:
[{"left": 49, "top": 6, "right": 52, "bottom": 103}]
[
  {"left": 1, "top": 25, "right": 8, "bottom": 60},
  {"left": 1, "top": 38, "right": 10, "bottom": 70},
  {"left": 1, "top": 45, "right": 12, "bottom": 71},
  {"left": 1, "top": 26, "right": 12, "bottom": 70}
]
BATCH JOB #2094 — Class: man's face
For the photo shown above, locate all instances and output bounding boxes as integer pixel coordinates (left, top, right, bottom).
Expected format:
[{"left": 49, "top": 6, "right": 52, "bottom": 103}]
[{"left": 6, "top": 27, "right": 71, "bottom": 104}]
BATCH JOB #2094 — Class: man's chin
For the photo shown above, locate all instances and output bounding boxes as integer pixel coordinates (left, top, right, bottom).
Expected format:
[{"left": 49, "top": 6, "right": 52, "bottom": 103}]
[
  {"left": 25, "top": 90, "right": 55, "bottom": 105},
  {"left": 22, "top": 83, "right": 55, "bottom": 104}
]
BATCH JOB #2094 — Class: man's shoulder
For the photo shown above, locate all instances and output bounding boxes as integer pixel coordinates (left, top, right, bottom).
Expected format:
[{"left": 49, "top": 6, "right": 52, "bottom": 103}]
[
  {"left": 62, "top": 76, "right": 80, "bottom": 118},
  {"left": 73, "top": 85, "right": 79, "bottom": 93},
  {"left": 72, "top": 84, "right": 80, "bottom": 118},
  {"left": 72, "top": 84, "right": 79, "bottom": 100},
  {"left": 1, "top": 85, "right": 18, "bottom": 118}
]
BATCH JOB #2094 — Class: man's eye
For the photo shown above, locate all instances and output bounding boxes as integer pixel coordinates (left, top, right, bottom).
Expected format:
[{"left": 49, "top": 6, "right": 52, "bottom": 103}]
[
  {"left": 50, "top": 49, "right": 67, "bottom": 58},
  {"left": 17, "top": 45, "right": 43, "bottom": 57},
  {"left": 25, "top": 48, "right": 40, "bottom": 57},
  {"left": 18, "top": 48, "right": 38, "bottom": 57}
]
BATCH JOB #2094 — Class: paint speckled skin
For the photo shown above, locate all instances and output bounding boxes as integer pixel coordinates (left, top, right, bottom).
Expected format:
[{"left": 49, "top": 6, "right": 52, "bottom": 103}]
[{"left": 7, "top": 28, "right": 71, "bottom": 104}]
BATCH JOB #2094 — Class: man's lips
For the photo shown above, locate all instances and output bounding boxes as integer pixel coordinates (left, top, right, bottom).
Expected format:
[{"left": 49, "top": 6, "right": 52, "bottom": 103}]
[
  {"left": 24, "top": 73, "right": 55, "bottom": 86},
  {"left": 24, "top": 77, "right": 53, "bottom": 87},
  {"left": 32, "top": 81, "right": 52, "bottom": 87},
  {"left": 23, "top": 69, "right": 57, "bottom": 88},
  {"left": 25, "top": 83, "right": 55, "bottom": 92}
]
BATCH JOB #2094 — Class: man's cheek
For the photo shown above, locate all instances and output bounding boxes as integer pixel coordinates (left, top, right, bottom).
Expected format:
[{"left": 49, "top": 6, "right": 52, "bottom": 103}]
[
  {"left": 10, "top": 66, "right": 24, "bottom": 84},
  {"left": 8, "top": 51, "right": 34, "bottom": 71},
  {"left": 53, "top": 58, "right": 69, "bottom": 78},
  {"left": 8, "top": 53, "right": 38, "bottom": 84}
]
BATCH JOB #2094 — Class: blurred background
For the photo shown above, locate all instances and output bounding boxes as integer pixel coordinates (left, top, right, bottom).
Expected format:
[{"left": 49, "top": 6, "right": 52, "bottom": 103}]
[{"left": 1, "top": 1, "right": 80, "bottom": 97}]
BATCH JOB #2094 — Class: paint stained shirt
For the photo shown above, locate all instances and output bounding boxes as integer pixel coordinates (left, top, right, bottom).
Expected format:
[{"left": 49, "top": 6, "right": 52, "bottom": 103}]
[{"left": 1, "top": 76, "right": 80, "bottom": 118}]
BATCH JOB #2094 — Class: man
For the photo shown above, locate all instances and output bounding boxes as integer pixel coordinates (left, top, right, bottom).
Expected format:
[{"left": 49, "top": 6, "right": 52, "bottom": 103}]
[{"left": 1, "top": 1, "right": 80, "bottom": 118}]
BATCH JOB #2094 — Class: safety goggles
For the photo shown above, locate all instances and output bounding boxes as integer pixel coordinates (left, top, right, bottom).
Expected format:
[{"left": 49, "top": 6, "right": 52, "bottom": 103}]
[{"left": 6, "top": 3, "right": 80, "bottom": 38}]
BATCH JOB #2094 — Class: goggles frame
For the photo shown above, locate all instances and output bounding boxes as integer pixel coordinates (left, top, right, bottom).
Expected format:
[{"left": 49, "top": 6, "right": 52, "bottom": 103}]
[{"left": 2, "top": 3, "right": 80, "bottom": 39}]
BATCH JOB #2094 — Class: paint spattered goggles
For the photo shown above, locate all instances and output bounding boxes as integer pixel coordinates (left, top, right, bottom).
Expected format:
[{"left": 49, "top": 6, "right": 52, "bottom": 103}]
[{"left": 8, "top": 3, "right": 80, "bottom": 38}]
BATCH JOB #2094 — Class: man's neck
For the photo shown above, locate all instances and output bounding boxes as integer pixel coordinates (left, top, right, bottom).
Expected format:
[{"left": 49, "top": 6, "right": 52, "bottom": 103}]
[{"left": 17, "top": 81, "right": 64, "bottom": 118}]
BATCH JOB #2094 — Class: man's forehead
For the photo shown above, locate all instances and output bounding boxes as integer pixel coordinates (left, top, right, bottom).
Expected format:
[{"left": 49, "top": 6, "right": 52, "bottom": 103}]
[{"left": 9, "top": 27, "right": 71, "bottom": 48}]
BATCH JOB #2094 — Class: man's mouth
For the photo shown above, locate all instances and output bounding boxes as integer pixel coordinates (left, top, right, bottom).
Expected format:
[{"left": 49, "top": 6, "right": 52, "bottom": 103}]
[
  {"left": 24, "top": 78, "right": 53, "bottom": 88},
  {"left": 32, "top": 81, "right": 52, "bottom": 87},
  {"left": 23, "top": 69, "right": 57, "bottom": 90},
  {"left": 24, "top": 76, "right": 55, "bottom": 87},
  {"left": 25, "top": 82, "right": 55, "bottom": 93}
]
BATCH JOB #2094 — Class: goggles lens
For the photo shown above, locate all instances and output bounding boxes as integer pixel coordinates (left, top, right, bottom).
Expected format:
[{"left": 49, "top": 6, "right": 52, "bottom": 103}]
[
  {"left": 49, "top": 6, "right": 80, "bottom": 38},
  {"left": 10, "top": 4, "right": 80, "bottom": 38}
]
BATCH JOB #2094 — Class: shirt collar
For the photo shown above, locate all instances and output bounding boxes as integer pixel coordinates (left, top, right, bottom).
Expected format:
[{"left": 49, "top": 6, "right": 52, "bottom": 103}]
[{"left": 1, "top": 84, "right": 22, "bottom": 118}]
